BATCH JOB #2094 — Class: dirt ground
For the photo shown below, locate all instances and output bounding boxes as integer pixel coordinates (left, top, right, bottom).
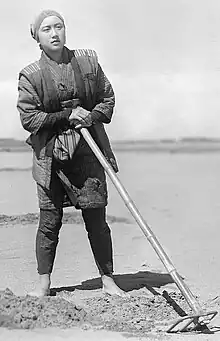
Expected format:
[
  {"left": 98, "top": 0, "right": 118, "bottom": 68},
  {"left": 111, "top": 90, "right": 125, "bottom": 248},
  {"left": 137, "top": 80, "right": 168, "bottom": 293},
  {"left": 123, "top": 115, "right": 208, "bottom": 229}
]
[{"left": 0, "top": 210, "right": 220, "bottom": 341}]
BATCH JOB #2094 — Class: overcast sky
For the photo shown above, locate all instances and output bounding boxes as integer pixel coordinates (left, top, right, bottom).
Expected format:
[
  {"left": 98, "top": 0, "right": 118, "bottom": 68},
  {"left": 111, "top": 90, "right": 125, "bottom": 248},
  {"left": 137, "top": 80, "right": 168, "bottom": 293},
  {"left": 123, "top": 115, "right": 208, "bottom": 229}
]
[{"left": 1, "top": 0, "right": 220, "bottom": 140}]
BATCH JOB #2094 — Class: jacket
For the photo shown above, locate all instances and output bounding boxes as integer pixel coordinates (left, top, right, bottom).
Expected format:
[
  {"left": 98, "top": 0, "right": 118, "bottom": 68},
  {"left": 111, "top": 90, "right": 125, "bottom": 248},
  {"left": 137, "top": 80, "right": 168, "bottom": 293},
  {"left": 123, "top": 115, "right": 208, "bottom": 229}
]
[{"left": 17, "top": 47, "right": 118, "bottom": 189}]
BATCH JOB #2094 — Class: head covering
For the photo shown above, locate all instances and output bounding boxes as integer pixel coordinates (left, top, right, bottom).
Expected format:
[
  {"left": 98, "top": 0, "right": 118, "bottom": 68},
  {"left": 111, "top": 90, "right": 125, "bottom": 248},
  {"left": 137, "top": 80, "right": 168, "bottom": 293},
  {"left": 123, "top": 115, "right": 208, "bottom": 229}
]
[{"left": 30, "top": 10, "right": 65, "bottom": 41}]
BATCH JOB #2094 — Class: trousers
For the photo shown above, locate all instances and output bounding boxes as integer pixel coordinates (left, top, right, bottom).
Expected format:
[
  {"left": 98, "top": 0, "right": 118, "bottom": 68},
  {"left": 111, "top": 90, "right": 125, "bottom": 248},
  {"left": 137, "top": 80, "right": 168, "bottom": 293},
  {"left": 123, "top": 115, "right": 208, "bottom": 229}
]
[{"left": 36, "top": 207, "right": 113, "bottom": 276}]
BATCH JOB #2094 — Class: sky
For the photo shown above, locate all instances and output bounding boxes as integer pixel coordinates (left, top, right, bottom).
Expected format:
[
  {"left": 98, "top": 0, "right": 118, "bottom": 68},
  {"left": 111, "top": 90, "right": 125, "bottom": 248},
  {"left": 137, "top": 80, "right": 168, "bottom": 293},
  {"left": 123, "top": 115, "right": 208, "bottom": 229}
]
[{"left": 1, "top": 0, "right": 220, "bottom": 140}]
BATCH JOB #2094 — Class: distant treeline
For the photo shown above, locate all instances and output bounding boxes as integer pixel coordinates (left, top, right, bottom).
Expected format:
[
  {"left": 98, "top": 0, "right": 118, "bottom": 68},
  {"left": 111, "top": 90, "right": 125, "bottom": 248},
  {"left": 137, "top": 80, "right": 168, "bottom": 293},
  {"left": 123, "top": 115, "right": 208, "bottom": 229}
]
[
  {"left": 112, "top": 137, "right": 220, "bottom": 145},
  {"left": 0, "top": 138, "right": 29, "bottom": 152},
  {"left": 1, "top": 137, "right": 220, "bottom": 153},
  {"left": 0, "top": 138, "right": 27, "bottom": 147}
]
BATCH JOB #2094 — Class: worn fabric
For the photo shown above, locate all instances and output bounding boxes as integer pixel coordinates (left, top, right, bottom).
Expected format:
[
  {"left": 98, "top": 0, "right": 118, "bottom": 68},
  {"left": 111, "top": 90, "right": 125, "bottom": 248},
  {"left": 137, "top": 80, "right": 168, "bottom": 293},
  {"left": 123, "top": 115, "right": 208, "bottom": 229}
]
[
  {"left": 43, "top": 49, "right": 81, "bottom": 160},
  {"left": 31, "top": 10, "right": 65, "bottom": 41},
  {"left": 36, "top": 207, "right": 113, "bottom": 275},
  {"left": 53, "top": 129, "right": 80, "bottom": 161},
  {"left": 37, "top": 137, "right": 107, "bottom": 209},
  {"left": 17, "top": 47, "right": 118, "bottom": 190},
  {"left": 36, "top": 208, "right": 63, "bottom": 274}
]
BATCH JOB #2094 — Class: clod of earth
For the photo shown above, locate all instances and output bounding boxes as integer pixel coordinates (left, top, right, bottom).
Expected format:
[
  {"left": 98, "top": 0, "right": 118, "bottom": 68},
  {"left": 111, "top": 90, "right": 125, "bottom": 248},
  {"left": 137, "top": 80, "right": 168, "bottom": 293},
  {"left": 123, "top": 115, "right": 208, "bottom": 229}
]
[{"left": 0, "top": 288, "right": 98, "bottom": 330}]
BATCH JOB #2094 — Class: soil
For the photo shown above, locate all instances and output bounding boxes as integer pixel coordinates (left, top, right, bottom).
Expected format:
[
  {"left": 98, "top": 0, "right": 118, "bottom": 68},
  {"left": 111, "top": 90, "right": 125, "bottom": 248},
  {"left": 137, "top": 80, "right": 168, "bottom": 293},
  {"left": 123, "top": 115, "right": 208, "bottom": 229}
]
[
  {"left": 0, "top": 285, "right": 218, "bottom": 339},
  {"left": 0, "top": 212, "right": 130, "bottom": 227},
  {"left": 0, "top": 205, "right": 220, "bottom": 341}
]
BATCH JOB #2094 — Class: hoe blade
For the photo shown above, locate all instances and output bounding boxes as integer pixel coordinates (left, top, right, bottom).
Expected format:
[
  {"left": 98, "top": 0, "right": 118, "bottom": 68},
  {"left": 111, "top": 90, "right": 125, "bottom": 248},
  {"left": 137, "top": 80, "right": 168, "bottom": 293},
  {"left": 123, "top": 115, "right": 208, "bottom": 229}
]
[{"left": 167, "top": 310, "right": 218, "bottom": 333}]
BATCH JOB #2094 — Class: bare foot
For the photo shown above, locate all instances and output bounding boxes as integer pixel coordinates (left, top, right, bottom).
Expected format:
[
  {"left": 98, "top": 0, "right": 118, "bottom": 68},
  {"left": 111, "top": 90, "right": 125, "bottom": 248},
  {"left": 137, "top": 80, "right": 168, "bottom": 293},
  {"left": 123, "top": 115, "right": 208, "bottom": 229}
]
[
  {"left": 28, "top": 288, "right": 50, "bottom": 297},
  {"left": 27, "top": 274, "right": 51, "bottom": 297},
  {"left": 101, "top": 275, "right": 129, "bottom": 298}
]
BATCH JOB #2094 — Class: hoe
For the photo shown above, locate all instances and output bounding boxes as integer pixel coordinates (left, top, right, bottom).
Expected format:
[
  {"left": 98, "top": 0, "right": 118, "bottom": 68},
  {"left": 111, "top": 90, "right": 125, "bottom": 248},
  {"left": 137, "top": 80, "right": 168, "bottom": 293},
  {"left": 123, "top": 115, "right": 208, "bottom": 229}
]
[{"left": 80, "top": 127, "right": 217, "bottom": 333}]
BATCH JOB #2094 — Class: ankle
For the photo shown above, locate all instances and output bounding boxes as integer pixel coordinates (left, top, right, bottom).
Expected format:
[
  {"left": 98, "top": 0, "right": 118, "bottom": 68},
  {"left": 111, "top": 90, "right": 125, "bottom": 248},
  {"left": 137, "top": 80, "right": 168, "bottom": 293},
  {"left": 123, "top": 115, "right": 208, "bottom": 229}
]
[
  {"left": 101, "top": 274, "right": 114, "bottom": 286},
  {"left": 39, "top": 274, "right": 51, "bottom": 289},
  {"left": 101, "top": 274, "right": 113, "bottom": 280}
]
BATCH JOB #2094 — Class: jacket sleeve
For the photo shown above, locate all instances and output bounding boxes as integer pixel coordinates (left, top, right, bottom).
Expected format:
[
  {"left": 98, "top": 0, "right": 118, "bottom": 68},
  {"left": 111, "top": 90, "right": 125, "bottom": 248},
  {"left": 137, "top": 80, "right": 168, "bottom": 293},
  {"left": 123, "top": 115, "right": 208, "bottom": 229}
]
[
  {"left": 17, "top": 75, "right": 72, "bottom": 134},
  {"left": 90, "top": 64, "right": 115, "bottom": 124}
]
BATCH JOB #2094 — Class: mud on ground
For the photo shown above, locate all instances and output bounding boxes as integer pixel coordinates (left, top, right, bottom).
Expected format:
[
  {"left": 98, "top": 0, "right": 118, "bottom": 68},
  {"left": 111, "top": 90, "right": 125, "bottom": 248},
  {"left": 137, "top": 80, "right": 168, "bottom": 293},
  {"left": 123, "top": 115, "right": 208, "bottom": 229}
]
[
  {"left": 1, "top": 286, "right": 218, "bottom": 337},
  {"left": 0, "top": 213, "right": 131, "bottom": 227}
]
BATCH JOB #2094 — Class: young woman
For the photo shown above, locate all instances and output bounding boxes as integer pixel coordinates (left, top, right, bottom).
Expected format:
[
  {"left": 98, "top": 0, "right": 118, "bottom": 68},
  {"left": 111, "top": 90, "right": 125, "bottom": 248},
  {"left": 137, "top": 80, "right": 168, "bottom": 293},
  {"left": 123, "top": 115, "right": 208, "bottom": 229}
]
[{"left": 17, "top": 9, "right": 126, "bottom": 297}]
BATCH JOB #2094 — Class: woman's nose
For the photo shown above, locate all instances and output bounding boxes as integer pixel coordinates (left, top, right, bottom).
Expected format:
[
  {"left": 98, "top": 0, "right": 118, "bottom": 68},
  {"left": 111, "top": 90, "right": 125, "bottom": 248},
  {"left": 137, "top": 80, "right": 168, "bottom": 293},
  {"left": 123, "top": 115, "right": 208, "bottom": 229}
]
[{"left": 51, "top": 27, "right": 58, "bottom": 37}]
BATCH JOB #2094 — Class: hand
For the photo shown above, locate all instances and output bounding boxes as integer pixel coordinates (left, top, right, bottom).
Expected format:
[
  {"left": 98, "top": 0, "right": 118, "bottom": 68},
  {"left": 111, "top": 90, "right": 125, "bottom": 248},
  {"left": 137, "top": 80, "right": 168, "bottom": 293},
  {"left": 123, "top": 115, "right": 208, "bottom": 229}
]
[{"left": 69, "top": 107, "right": 92, "bottom": 129}]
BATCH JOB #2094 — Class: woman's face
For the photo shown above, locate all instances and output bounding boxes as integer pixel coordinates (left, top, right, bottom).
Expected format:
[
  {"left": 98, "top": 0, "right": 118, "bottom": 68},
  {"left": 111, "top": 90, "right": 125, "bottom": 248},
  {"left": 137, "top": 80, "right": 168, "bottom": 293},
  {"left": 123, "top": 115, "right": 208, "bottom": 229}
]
[{"left": 38, "top": 16, "right": 66, "bottom": 53}]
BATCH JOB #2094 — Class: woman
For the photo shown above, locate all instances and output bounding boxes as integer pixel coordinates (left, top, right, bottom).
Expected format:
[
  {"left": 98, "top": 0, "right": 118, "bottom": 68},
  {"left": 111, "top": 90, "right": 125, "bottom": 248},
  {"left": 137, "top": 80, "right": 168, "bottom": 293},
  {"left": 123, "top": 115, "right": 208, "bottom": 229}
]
[{"left": 17, "top": 9, "right": 126, "bottom": 297}]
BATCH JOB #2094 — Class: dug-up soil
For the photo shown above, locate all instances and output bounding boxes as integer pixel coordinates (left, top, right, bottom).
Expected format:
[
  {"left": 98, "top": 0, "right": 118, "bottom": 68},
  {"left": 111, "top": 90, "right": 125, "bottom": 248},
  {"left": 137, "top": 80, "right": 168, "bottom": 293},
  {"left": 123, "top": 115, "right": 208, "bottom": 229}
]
[{"left": 0, "top": 286, "right": 219, "bottom": 338}]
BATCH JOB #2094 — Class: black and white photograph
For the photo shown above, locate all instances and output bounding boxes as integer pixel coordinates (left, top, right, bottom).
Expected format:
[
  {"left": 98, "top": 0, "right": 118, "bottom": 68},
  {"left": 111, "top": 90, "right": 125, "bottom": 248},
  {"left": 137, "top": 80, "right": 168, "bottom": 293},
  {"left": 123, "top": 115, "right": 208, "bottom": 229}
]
[{"left": 1, "top": 0, "right": 220, "bottom": 340}]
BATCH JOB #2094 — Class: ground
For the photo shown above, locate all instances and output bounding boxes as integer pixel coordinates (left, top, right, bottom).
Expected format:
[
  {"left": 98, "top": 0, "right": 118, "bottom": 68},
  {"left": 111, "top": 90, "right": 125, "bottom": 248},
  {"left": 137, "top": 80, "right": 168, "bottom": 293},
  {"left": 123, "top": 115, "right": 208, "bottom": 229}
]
[{"left": 0, "top": 211, "right": 220, "bottom": 340}]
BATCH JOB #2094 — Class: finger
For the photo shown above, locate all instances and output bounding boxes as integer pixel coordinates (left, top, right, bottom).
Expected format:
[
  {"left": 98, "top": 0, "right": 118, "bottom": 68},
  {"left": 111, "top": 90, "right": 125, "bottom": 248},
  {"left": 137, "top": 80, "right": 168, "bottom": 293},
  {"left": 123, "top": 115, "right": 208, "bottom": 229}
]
[
  {"left": 69, "top": 114, "right": 83, "bottom": 121},
  {"left": 73, "top": 118, "right": 86, "bottom": 128},
  {"left": 85, "top": 115, "right": 92, "bottom": 123},
  {"left": 77, "top": 113, "right": 88, "bottom": 120},
  {"left": 75, "top": 120, "right": 91, "bottom": 129},
  {"left": 75, "top": 124, "right": 82, "bottom": 129}
]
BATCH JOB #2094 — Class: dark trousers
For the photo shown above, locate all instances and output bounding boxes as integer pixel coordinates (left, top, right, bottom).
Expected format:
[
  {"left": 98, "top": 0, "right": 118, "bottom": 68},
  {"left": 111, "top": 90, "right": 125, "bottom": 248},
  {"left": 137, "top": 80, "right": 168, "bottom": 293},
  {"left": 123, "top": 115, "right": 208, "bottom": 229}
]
[{"left": 36, "top": 207, "right": 113, "bottom": 276}]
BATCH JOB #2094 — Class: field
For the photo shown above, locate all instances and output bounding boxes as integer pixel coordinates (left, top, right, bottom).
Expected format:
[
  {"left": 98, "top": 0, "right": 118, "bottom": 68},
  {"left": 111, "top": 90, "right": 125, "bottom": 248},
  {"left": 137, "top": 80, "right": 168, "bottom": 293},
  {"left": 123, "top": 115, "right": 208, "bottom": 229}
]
[{"left": 1, "top": 145, "right": 220, "bottom": 340}]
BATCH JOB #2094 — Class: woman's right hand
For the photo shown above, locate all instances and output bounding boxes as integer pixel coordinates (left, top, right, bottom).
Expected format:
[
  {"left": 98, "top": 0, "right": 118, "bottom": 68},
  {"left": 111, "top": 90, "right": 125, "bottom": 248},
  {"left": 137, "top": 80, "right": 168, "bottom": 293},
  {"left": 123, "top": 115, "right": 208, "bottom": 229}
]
[{"left": 69, "top": 107, "right": 92, "bottom": 129}]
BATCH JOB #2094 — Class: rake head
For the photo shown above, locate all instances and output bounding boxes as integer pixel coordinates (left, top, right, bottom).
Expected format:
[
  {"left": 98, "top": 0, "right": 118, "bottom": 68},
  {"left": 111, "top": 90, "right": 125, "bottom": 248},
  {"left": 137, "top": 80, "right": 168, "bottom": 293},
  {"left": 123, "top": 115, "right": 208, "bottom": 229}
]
[{"left": 167, "top": 310, "right": 218, "bottom": 333}]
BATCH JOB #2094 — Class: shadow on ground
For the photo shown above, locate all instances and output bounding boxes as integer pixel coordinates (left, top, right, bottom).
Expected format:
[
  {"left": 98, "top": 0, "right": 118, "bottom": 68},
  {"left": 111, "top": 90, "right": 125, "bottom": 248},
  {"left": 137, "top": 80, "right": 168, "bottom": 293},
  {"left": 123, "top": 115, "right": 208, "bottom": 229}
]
[{"left": 51, "top": 270, "right": 173, "bottom": 295}]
